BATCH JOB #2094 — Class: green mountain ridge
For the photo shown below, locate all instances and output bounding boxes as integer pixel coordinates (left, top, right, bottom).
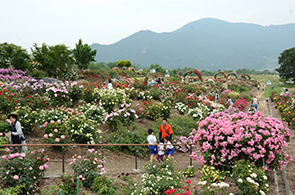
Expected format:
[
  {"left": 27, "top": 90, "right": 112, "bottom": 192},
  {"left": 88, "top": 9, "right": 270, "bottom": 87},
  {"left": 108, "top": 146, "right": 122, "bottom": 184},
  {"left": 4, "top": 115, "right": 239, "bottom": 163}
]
[{"left": 91, "top": 18, "right": 295, "bottom": 71}]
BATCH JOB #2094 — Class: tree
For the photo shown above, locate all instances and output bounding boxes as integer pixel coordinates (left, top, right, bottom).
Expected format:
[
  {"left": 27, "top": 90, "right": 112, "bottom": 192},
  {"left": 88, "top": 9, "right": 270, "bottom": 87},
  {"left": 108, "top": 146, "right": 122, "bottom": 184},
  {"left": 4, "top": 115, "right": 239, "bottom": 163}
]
[
  {"left": 276, "top": 47, "right": 295, "bottom": 81},
  {"left": 147, "top": 64, "right": 166, "bottom": 75},
  {"left": 0, "top": 42, "right": 31, "bottom": 71},
  {"left": 125, "top": 60, "right": 132, "bottom": 68},
  {"left": 117, "top": 60, "right": 126, "bottom": 69},
  {"left": 31, "top": 43, "right": 74, "bottom": 77},
  {"left": 72, "top": 39, "right": 97, "bottom": 70}
]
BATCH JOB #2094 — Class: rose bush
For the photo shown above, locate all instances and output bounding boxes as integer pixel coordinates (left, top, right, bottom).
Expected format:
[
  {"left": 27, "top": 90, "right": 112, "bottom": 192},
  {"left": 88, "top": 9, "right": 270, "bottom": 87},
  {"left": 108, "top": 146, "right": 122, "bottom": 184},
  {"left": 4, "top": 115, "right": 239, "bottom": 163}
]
[{"left": 191, "top": 111, "right": 292, "bottom": 171}]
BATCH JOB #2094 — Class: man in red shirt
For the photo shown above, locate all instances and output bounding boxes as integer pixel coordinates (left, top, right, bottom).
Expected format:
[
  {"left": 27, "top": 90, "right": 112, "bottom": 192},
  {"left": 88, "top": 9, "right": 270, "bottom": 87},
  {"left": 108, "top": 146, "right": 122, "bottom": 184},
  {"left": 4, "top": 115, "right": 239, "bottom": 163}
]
[{"left": 159, "top": 118, "right": 173, "bottom": 141}]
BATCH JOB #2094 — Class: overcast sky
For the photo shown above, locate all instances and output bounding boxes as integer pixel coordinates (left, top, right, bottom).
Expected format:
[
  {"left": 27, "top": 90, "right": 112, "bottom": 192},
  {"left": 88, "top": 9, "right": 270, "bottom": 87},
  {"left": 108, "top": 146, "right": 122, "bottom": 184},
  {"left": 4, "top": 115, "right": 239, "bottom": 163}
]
[{"left": 1, "top": 0, "right": 294, "bottom": 50}]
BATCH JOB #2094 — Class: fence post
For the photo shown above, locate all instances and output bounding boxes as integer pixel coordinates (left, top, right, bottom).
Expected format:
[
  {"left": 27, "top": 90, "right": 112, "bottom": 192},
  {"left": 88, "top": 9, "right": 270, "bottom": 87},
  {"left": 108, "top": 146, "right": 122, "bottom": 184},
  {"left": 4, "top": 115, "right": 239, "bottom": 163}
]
[
  {"left": 135, "top": 146, "right": 138, "bottom": 170},
  {"left": 101, "top": 146, "right": 104, "bottom": 159},
  {"left": 62, "top": 146, "right": 65, "bottom": 173},
  {"left": 76, "top": 176, "right": 80, "bottom": 195},
  {"left": 189, "top": 146, "right": 192, "bottom": 167}
]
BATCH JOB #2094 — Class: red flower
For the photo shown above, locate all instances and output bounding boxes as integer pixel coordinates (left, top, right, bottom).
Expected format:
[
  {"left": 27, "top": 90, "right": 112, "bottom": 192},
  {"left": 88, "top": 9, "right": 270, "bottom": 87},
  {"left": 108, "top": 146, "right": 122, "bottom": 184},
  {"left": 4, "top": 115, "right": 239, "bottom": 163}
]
[
  {"left": 46, "top": 106, "right": 49, "bottom": 109},
  {"left": 44, "top": 102, "right": 47, "bottom": 105},
  {"left": 27, "top": 96, "right": 30, "bottom": 98},
  {"left": 184, "top": 191, "right": 190, "bottom": 195},
  {"left": 186, "top": 180, "right": 191, "bottom": 184}
]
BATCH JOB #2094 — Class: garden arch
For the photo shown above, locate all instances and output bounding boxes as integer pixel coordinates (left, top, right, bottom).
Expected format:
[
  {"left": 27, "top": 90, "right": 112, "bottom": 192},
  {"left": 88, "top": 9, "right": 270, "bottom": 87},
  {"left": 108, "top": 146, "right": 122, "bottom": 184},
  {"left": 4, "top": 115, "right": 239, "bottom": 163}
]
[
  {"left": 240, "top": 74, "right": 251, "bottom": 80},
  {"left": 214, "top": 71, "right": 228, "bottom": 79},
  {"left": 227, "top": 72, "right": 238, "bottom": 79}
]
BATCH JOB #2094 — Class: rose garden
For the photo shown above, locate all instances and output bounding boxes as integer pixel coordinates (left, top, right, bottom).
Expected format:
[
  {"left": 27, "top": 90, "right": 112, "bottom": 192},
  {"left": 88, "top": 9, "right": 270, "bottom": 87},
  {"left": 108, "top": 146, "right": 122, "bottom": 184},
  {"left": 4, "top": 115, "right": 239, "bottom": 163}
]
[{"left": 0, "top": 67, "right": 293, "bottom": 195}]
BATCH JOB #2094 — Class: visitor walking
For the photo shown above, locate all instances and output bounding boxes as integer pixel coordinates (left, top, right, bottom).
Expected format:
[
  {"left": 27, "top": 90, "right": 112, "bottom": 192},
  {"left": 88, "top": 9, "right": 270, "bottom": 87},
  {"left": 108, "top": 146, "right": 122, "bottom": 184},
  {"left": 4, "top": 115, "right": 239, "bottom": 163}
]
[
  {"left": 262, "top": 84, "right": 265, "bottom": 91},
  {"left": 215, "top": 92, "right": 219, "bottom": 102},
  {"left": 251, "top": 96, "right": 259, "bottom": 111},
  {"left": 226, "top": 96, "right": 233, "bottom": 108},
  {"left": 107, "top": 79, "right": 113, "bottom": 90},
  {"left": 6, "top": 112, "right": 26, "bottom": 153},
  {"left": 147, "top": 129, "right": 158, "bottom": 163},
  {"left": 159, "top": 118, "right": 173, "bottom": 141},
  {"left": 164, "top": 136, "right": 174, "bottom": 158},
  {"left": 257, "top": 84, "right": 260, "bottom": 91}
]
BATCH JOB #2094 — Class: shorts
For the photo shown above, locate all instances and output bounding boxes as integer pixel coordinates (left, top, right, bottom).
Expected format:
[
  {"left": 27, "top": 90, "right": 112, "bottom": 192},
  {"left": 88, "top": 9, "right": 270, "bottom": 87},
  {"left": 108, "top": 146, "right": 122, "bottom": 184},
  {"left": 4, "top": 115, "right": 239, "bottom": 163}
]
[
  {"left": 149, "top": 145, "right": 158, "bottom": 154},
  {"left": 166, "top": 148, "right": 174, "bottom": 156}
]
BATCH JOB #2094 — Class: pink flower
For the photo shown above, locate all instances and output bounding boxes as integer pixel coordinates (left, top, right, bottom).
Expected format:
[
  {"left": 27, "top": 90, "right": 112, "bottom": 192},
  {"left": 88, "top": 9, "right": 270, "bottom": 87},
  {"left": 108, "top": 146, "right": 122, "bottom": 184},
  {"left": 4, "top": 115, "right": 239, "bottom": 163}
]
[
  {"left": 61, "top": 135, "right": 65, "bottom": 139},
  {"left": 49, "top": 133, "right": 53, "bottom": 138},
  {"left": 13, "top": 175, "right": 19, "bottom": 180},
  {"left": 39, "top": 165, "right": 44, "bottom": 170},
  {"left": 55, "top": 138, "right": 60, "bottom": 142},
  {"left": 7, "top": 119, "right": 10, "bottom": 124},
  {"left": 54, "top": 129, "right": 58, "bottom": 133},
  {"left": 5, "top": 147, "right": 10, "bottom": 152},
  {"left": 44, "top": 134, "right": 48, "bottom": 138},
  {"left": 50, "top": 120, "right": 55, "bottom": 124}
]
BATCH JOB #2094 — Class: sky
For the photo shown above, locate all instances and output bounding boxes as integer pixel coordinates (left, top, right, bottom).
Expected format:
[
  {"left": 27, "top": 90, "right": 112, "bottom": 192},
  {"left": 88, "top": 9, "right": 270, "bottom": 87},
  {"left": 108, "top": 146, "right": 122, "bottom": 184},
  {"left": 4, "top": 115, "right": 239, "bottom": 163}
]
[{"left": 0, "top": 0, "right": 294, "bottom": 51}]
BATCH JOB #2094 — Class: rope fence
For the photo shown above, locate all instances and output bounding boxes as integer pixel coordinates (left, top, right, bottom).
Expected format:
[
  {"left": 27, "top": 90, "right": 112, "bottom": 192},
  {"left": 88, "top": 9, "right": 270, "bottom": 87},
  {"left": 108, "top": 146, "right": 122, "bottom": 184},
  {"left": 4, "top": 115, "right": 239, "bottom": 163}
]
[{"left": 0, "top": 143, "right": 196, "bottom": 174}]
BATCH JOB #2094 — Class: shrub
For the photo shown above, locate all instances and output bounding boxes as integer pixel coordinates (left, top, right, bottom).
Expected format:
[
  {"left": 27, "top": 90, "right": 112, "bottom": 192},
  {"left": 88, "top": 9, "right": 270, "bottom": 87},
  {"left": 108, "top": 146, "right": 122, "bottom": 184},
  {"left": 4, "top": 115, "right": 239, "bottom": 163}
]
[
  {"left": 190, "top": 111, "right": 292, "bottom": 171},
  {"left": 174, "top": 129, "right": 196, "bottom": 153},
  {"left": 69, "top": 148, "right": 104, "bottom": 187},
  {"left": 0, "top": 149, "right": 50, "bottom": 194},
  {"left": 59, "top": 174, "right": 83, "bottom": 195},
  {"left": 77, "top": 103, "right": 106, "bottom": 124},
  {"left": 181, "top": 167, "right": 195, "bottom": 177},
  {"left": 199, "top": 165, "right": 227, "bottom": 184},
  {"left": 91, "top": 175, "right": 119, "bottom": 195},
  {"left": 105, "top": 103, "right": 138, "bottom": 130},
  {"left": 175, "top": 102, "right": 188, "bottom": 115},
  {"left": 43, "top": 121, "right": 71, "bottom": 151},
  {"left": 233, "top": 97, "right": 248, "bottom": 111},
  {"left": 145, "top": 102, "right": 161, "bottom": 121},
  {"left": 131, "top": 157, "right": 182, "bottom": 195},
  {"left": 106, "top": 123, "right": 149, "bottom": 158},
  {"left": 231, "top": 160, "right": 269, "bottom": 195}
]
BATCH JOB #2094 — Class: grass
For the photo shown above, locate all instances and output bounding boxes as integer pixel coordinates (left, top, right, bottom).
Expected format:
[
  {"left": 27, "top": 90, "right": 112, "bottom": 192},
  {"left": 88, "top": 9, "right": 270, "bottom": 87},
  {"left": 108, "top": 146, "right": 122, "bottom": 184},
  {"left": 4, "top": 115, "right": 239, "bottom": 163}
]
[{"left": 250, "top": 74, "right": 295, "bottom": 97}]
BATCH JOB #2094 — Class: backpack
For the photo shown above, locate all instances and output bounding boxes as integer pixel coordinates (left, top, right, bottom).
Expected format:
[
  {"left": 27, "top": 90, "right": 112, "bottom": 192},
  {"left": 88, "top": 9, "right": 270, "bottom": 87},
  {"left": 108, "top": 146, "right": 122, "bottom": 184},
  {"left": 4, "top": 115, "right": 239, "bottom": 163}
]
[{"left": 231, "top": 99, "right": 234, "bottom": 103}]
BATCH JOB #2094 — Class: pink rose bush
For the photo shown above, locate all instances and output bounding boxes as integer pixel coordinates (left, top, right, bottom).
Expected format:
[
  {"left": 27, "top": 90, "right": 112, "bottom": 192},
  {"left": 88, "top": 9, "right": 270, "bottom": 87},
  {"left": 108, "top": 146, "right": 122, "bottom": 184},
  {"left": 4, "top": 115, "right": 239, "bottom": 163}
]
[
  {"left": 190, "top": 111, "right": 292, "bottom": 171},
  {"left": 0, "top": 149, "right": 50, "bottom": 194},
  {"left": 233, "top": 97, "right": 247, "bottom": 111}
]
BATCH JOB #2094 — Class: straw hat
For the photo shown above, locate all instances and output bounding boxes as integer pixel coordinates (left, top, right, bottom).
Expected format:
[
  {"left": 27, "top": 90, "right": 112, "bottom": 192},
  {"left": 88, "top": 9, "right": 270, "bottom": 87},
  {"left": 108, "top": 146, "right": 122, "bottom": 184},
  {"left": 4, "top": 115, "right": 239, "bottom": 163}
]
[{"left": 7, "top": 112, "right": 18, "bottom": 119}]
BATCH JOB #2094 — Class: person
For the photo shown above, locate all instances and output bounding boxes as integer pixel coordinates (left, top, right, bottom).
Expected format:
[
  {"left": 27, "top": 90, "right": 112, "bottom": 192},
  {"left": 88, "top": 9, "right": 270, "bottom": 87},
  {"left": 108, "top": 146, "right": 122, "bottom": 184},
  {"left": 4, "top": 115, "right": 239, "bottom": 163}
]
[
  {"left": 284, "top": 89, "right": 290, "bottom": 94},
  {"left": 215, "top": 92, "right": 219, "bottom": 102},
  {"left": 164, "top": 136, "right": 174, "bottom": 158},
  {"left": 159, "top": 118, "right": 173, "bottom": 141},
  {"left": 226, "top": 96, "right": 233, "bottom": 108},
  {"left": 157, "top": 78, "right": 161, "bottom": 84},
  {"left": 6, "top": 113, "right": 26, "bottom": 153},
  {"left": 257, "top": 84, "right": 260, "bottom": 91},
  {"left": 157, "top": 138, "right": 165, "bottom": 162},
  {"left": 147, "top": 129, "right": 158, "bottom": 163},
  {"left": 251, "top": 96, "right": 259, "bottom": 111},
  {"left": 107, "top": 79, "right": 113, "bottom": 90},
  {"left": 262, "top": 84, "right": 265, "bottom": 91},
  {"left": 248, "top": 105, "right": 256, "bottom": 114}
]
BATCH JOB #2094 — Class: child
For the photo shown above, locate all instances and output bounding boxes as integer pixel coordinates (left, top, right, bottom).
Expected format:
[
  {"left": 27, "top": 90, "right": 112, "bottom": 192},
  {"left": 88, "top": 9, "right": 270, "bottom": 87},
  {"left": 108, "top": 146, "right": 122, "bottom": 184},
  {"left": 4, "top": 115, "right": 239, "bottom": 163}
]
[
  {"left": 164, "top": 136, "right": 174, "bottom": 158},
  {"left": 157, "top": 138, "right": 165, "bottom": 162},
  {"left": 147, "top": 129, "right": 158, "bottom": 163}
]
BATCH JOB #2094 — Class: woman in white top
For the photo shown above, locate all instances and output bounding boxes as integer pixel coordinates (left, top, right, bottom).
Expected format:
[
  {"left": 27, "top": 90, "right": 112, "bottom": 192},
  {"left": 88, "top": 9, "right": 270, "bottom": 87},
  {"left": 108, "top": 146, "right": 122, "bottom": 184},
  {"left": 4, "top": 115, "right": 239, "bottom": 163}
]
[
  {"left": 251, "top": 96, "right": 259, "bottom": 111},
  {"left": 6, "top": 113, "right": 26, "bottom": 153},
  {"left": 107, "top": 79, "right": 113, "bottom": 90}
]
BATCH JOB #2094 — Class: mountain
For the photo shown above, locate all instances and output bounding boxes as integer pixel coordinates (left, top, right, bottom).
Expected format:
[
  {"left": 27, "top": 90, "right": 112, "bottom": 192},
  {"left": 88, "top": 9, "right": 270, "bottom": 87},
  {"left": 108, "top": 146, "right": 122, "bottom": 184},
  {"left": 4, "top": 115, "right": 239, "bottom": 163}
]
[{"left": 91, "top": 18, "right": 295, "bottom": 71}]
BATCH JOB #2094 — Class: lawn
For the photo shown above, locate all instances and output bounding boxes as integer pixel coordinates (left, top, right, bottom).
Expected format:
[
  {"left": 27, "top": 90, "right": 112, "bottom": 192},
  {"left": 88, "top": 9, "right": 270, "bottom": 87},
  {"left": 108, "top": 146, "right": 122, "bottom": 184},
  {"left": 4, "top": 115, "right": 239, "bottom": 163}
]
[{"left": 250, "top": 75, "right": 295, "bottom": 97}]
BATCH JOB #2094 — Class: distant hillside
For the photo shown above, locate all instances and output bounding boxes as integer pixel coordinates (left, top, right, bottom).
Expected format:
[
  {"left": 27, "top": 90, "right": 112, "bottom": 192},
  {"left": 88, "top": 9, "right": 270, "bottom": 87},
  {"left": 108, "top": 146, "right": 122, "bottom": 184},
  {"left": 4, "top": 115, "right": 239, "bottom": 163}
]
[{"left": 91, "top": 18, "right": 295, "bottom": 71}]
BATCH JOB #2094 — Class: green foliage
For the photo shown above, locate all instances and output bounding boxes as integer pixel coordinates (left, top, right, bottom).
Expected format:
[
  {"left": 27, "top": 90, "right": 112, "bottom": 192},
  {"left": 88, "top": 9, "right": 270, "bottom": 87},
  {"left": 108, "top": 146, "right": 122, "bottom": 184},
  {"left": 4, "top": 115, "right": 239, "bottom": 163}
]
[
  {"left": 0, "top": 185, "right": 23, "bottom": 195},
  {"left": 169, "top": 115, "right": 199, "bottom": 137},
  {"left": 43, "top": 121, "right": 71, "bottom": 151},
  {"left": 67, "top": 84, "right": 83, "bottom": 106},
  {"left": 106, "top": 123, "right": 149, "bottom": 158},
  {"left": 16, "top": 106, "right": 40, "bottom": 134},
  {"left": 231, "top": 160, "right": 269, "bottom": 195},
  {"left": 0, "top": 149, "right": 50, "bottom": 195},
  {"left": 0, "top": 42, "right": 31, "bottom": 71},
  {"left": 91, "top": 175, "right": 119, "bottom": 195},
  {"left": 181, "top": 166, "right": 195, "bottom": 177},
  {"left": 276, "top": 47, "right": 295, "bottom": 81},
  {"left": 31, "top": 43, "right": 74, "bottom": 77},
  {"left": 70, "top": 148, "right": 104, "bottom": 187},
  {"left": 73, "top": 39, "right": 97, "bottom": 70},
  {"left": 228, "top": 91, "right": 240, "bottom": 100},
  {"left": 77, "top": 103, "right": 106, "bottom": 124},
  {"left": 132, "top": 157, "right": 182, "bottom": 195},
  {"left": 59, "top": 174, "right": 83, "bottom": 195},
  {"left": 117, "top": 60, "right": 126, "bottom": 68}
]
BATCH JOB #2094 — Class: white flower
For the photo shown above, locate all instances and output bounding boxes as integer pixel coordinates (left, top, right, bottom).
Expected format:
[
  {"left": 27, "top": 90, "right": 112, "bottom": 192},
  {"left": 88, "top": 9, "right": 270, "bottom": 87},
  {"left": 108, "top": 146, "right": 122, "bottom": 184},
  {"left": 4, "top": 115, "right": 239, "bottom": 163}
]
[
  {"left": 259, "top": 190, "right": 266, "bottom": 195},
  {"left": 198, "top": 181, "right": 207, "bottom": 185},
  {"left": 237, "top": 178, "right": 243, "bottom": 183},
  {"left": 250, "top": 173, "right": 257, "bottom": 178},
  {"left": 263, "top": 175, "right": 267, "bottom": 180},
  {"left": 218, "top": 182, "right": 229, "bottom": 188}
]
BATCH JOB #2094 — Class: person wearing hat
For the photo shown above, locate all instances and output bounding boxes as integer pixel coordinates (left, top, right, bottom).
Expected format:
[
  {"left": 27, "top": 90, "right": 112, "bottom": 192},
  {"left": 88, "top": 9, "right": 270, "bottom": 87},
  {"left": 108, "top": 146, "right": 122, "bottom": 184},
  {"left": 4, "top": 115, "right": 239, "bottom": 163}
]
[{"left": 6, "top": 112, "right": 26, "bottom": 153}]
